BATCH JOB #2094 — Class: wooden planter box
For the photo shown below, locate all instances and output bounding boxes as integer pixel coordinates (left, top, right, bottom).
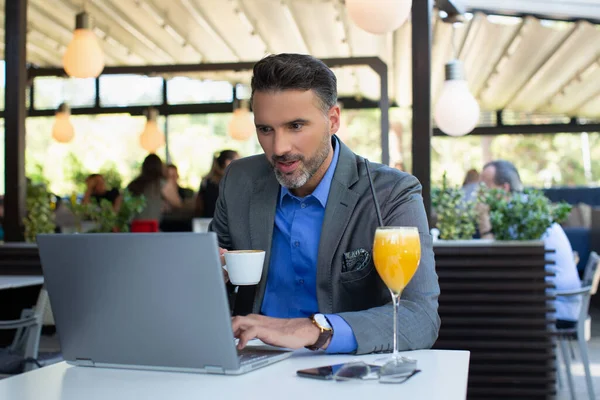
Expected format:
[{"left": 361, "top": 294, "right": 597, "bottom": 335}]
[{"left": 433, "top": 240, "right": 556, "bottom": 400}]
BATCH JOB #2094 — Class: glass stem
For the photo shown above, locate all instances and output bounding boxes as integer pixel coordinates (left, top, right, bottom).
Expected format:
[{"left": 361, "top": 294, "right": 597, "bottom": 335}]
[{"left": 391, "top": 290, "right": 401, "bottom": 360}]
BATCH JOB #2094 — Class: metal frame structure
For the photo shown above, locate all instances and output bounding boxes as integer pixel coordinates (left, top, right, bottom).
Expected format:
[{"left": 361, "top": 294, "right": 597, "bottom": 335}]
[{"left": 5, "top": 46, "right": 390, "bottom": 240}]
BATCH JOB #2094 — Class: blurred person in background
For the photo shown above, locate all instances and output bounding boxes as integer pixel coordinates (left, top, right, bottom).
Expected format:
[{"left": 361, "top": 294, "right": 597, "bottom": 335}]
[
  {"left": 195, "top": 150, "right": 239, "bottom": 218},
  {"left": 461, "top": 168, "right": 480, "bottom": 203},
  {"left": 82, "top": 174, "right": 122, "bottom": 211},
  {"left": 167, "top": 164, "right": 194, "bottom": 200},
  {"left": 127, "top": 154, "right": 182, "bottom": 221},
  {"left": 479, "top": 160, "right": 581, "bottom": 327}
]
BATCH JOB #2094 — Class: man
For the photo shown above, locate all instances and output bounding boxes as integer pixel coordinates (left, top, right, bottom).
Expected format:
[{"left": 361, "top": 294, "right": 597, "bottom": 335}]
[
  {"left": 166, "top": 164, "right": 194, "bottom": 200},
  {"left": 479, "top": 160, "right": 581, "bottom": 326},
  {"left": 211, "top": 54, "right": 440, "bottom": 355},
  {"left": 82, "top": 174, "right": 122, "bottom": 212}
]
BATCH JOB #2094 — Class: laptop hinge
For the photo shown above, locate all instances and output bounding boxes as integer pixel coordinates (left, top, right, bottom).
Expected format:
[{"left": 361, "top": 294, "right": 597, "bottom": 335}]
[
  {"left": 204, "top": 365, "right": 224, "bottom": 374},
  {"left": 75, "top": 358, "right": 95, "bottom": 367}
]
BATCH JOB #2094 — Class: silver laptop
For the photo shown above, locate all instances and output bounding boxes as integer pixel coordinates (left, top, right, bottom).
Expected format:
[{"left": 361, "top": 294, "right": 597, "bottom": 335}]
[{"left": 37, "top": 232, "right": 292, "bottom": 375}]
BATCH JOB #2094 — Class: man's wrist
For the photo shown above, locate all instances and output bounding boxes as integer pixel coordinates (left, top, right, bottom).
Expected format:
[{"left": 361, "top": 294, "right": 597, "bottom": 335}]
[{"left": 306, "top": 314, "right": 333, "bottom": 350}]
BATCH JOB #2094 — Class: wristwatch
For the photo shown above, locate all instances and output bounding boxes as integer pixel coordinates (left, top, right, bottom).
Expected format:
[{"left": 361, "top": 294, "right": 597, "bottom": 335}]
[{"left": 306, "top": 314, "right": 333, "bottom": 351}]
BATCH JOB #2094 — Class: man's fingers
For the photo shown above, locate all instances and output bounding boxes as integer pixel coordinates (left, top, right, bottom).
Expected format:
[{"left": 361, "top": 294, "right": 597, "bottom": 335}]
[
  {"left": 219, "top": 247, "right": 228, "bottom": 266},
  {"left": 222, "top": 268, "right": 229, "bottom": 283},
  {"left": 237, "top": 326, "right": 260, "bottom": 350}
]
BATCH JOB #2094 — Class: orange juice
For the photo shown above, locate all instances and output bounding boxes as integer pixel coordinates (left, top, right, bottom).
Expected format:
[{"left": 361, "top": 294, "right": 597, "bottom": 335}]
[{"left": 373, "top": 227, "right": 421, "bottom": 294}]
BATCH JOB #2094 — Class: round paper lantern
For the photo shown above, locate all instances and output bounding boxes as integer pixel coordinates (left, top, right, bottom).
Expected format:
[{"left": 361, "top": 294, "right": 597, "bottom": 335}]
[
  {"left": 346, "top": 0, "right": 413, "bottom": 34},
  {"left": 139, "top": 110, "right": 165, "bottom": 153},
  {"left": 63, "top": 12, "right": 104, "bottom": 78},
  {"left": 52, "top": 104, "right": 75, "bottom": 143},
  {"left": 228, "top": 108, "right": 255, "bottom": 141},
  {"left": 434, "top": 61, "right": 480, "bottom": 137}
]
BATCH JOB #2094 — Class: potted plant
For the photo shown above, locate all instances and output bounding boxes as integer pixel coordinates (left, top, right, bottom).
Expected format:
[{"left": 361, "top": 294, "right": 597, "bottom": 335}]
[
  {"left": 477, "top": 187, "right": 571, "bottom": 240},
  {"left": 23, "top": 182, "right": 56, "bottom": 242},
  {"left": 431, "top": 173, "right": 477, "bottom": 240},
  {"left": 70, "top": 190, "right": 146, "bottom": 233}
]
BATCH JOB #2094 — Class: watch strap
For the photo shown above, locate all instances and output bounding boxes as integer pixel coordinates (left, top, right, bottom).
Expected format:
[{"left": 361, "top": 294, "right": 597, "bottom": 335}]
[{"left": 306, "top": 314, "right": 333, "bottom": 351}]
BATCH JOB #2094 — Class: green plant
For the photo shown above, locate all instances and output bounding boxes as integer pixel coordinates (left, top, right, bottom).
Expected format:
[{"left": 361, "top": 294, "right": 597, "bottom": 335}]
[
  {"left": 70, "top": 190, "right": 146, "bottom": 233},
  {"left": 431, "top": 173, "right": 477, "bottom": 240},
  {"left": 478, "top": 187, "right": 572, "bottom": 241},
  {"left": 99, "top": 163, "right": 123, "bottom": 190},
  {"left": 23, "top": 182, "right": 56, "bottom": 242}
]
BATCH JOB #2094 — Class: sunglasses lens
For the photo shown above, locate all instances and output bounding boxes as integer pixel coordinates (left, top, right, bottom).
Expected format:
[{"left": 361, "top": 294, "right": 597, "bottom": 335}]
[{"left": 335, "top": 363, "right": 370, "bottom": 380}]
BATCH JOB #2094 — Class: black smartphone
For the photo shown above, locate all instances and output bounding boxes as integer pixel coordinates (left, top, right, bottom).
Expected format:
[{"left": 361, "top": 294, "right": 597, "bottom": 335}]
[{"left": 297, "top": 363, "right": 381, "bottom": 380}]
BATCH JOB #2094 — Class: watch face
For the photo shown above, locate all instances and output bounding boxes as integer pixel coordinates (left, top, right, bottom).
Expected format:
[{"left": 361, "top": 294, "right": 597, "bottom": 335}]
[{"left": 314, "top": 314, "right": 332, "bottom": 330}]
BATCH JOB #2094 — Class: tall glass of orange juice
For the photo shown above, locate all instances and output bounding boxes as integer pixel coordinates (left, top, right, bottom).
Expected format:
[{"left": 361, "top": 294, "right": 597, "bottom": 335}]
[{"left": 372, "top": 226, "right": 421, "bottom": 374}]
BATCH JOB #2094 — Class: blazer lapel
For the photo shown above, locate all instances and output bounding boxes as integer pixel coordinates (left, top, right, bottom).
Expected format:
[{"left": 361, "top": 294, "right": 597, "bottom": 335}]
[
  {"left": 249, "top": 173, "right": 280, "bottom": 313},
  {"left": 316, "top": 140, "right": 361, "bottom": 313}
]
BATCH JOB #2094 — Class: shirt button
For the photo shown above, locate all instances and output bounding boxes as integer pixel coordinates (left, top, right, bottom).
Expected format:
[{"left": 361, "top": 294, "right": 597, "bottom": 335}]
[
  {"left": 294, "top": 241, "right": 300, "bottom": 247},
  {"left": 298, "top": 279, "right": 305, "bottom": 285},
  {"left": 300, "top": 203, "right": 307, "bottom": 209}
]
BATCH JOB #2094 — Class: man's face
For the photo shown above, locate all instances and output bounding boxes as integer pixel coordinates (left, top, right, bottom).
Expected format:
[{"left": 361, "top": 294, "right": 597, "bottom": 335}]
[
  {"left": 94, "top": 176, "right": 106, "bottom": 194},
  {"left": 252, "top": 89, "right": 340, "bottom": 190},
  {"left": 480, "top": 166, "right": 510, "bottom": 192}
]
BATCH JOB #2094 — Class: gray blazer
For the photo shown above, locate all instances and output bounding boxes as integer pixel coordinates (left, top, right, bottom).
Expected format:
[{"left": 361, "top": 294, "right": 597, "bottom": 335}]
[{"left": 211, "top": 139, "right": 440, "bottom": 354}]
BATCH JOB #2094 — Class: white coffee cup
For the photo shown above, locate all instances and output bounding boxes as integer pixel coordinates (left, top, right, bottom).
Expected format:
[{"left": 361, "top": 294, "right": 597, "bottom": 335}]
[
  {"left": 224, "top": 250, "right": 265, "bottom": 286},
  {"left": 192, "top": 218, "right": 212, "bottom": 233}
]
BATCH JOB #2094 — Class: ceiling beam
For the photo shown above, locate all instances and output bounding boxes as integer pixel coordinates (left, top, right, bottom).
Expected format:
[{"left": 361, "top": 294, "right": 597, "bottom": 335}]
[
  {"left": 280, "top": 0, "right": 312, "bottom": 55},
  {"left": 503, "top": 22, "right": 583, "bottom": 110},
  {"left": 464, "top": 1, "right": 600, "bottom": 25},
  {"left": 474, "top": 17, "right": 528, "bottom": 100},
  {"left": 135, "top": 0, "right": 204, "bottom": 62},
  {"left": 28, "top": 57, "right": 387, "bottom": 77},
  {"left": 89, "top": 0, "right": 175, "bottom": 63},
  {"left": 568, "top": 86, "right": 600, "bottom": 116},
  {"left": 538, "top": 57, "right": 600, "bottom": 112},
  {"left": 433, "top": 119, "right": 600, "bottom": 136},
  {"left": 232, "top": 0, "right": 273, "bottom": 55},
  {"left": 178, "top": 0, "right": 242, "bottom": 60}
]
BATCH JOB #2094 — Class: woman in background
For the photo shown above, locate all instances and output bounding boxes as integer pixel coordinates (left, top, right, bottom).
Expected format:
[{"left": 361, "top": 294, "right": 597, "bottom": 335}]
[
  {"left": 127, "top": 154, "right": 182, "bottom": 221},
  {"left": 196, "top": 150, "right": 239, "bottom": 218}
]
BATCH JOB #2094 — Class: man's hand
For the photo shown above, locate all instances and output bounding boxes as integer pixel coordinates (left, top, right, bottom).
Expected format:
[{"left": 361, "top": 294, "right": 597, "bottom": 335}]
[
  {"left": 219, "top": 247, "right": 229, "bottom": 283},
  {"left": 232, "top": 314, "right": 327, "bottom": 350}
]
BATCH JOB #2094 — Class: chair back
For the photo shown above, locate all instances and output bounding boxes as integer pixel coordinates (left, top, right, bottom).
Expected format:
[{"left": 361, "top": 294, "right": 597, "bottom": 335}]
[
  {"left": 576, "top": 251, "right": 600, "bottom": 330},
  {"left": 582, "top": 251, "right": 600, "bottom": 295}
]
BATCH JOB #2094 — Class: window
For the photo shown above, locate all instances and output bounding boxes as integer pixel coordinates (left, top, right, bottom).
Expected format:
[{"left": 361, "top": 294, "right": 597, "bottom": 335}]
[
  {"left": 99, "top": 75, "right": 163, "bottom": 107},
  {"left": 167, "top": 77, "right": 233, "bottom": 105}
]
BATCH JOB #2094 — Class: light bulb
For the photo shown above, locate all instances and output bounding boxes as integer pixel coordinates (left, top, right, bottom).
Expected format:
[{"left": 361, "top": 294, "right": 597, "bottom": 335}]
[
  {"left": 63, "top": 12, "right": 104, "bottom": 78},
  {"left": 228, "top": 108, "right": 255, "bottom": 141},
  {"left": 139, "top": 120, "right": 165, "bottom": 153},
  {"left": 434, "top": 61, "right": 480, "bottom": 137},
  {"left": 346, "top": 0, "right": 412, "bottom": 34},
  {"left": 52, "top": 104, "right": 75, "bottom": 143}
]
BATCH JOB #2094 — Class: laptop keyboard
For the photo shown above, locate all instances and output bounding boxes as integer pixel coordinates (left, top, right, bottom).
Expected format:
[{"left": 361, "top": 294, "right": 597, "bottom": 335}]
[{"left": 238, "top": 349, "right": 279, "bottom": 365}]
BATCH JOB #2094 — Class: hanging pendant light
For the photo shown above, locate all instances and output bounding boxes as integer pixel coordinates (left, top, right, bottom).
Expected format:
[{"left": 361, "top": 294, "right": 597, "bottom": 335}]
[
  {"left": 52, "top": 103, "right": 75, "bottom": 143},
  {"left": 434, "top": 19, "right": 480, "bottom": 137},
  {"left": 139, "top": 108, "right": 165, "bottom": 153},
  {"left": 434, "top": 60, "right": 480, "bottom": 136},
  {"left": 228, "top": 100, "right": 255, "bottom": 141},
  {"left": 346, "top": 0, "right": 412, "bottom": 35},
  {"left": 63, "top": 12, "right": 105, "bottom": 78}
]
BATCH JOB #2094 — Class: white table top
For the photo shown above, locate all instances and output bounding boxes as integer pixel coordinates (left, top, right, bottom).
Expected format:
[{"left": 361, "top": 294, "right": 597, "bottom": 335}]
[
  {"left": 0, "top": 349, "right": 469, "bottom": 400},
  {"left": 0, "top": 275, "right": 44, "bottom": 290}
]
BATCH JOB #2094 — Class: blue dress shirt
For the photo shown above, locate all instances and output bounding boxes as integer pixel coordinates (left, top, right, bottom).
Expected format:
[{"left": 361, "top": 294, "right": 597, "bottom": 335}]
[{"left": 260, "top": 138, "right": 358, "bottom": 353}]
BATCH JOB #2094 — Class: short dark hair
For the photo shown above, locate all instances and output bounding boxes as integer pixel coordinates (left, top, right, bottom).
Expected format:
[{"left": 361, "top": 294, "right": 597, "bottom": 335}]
[
  {"left": 483, "top": 160, "right": 523, "bottom": 192},
  {"left": 250, "top": 53, "right": 337, "bottom": 114}
]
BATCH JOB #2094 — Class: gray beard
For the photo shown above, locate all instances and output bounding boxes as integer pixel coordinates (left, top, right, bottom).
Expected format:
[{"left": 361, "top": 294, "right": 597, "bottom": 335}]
[{"left": 273, "top": 133, "right": 331, "bottom": 190}]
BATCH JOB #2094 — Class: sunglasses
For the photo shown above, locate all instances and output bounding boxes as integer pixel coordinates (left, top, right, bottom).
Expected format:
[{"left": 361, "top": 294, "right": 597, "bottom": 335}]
[{"left": 333, "top": 361, "right": 421, "bottom": 384}]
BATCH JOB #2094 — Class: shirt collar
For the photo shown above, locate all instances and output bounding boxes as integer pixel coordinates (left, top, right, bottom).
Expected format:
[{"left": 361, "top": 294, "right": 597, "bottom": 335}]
[{"left": 279, "top": 137, "right": 340, "bottom": 208}]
